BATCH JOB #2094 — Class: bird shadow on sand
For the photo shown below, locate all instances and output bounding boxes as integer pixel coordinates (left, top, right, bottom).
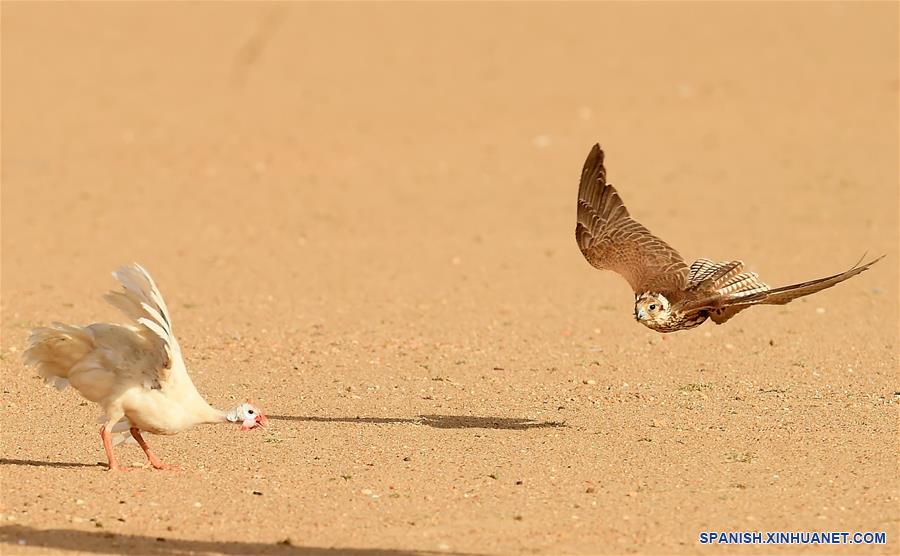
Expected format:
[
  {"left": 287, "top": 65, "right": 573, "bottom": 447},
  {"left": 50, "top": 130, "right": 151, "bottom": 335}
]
[
  {"left": 0, "top": 458, "right": 100, "bottom": 469},
  {"left": 269, "top": 414, "right": 566, "bottom": 430},
  {"left": 0, "top": 525, "right": 476, "bottom": 556}
]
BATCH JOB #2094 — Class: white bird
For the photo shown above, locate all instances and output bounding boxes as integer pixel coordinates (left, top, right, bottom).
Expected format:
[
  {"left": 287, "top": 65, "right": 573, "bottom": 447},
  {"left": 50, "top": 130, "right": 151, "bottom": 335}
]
[{"left": 23, "top": 264, "right": 267, "bottom": 471}]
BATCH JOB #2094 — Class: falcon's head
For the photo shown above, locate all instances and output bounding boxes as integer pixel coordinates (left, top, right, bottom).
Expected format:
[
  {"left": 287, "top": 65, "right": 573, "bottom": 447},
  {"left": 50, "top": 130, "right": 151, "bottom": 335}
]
[
  {"left": 226, "top": 400, "right": 268, "bottom": 431},
  {"left": 634, "top": 293, "right": 672, "bottom": 327}
]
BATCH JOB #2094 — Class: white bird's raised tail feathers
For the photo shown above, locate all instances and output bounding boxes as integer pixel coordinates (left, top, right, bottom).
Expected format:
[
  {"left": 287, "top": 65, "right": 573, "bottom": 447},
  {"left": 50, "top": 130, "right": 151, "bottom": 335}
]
[
  {"left": 103, "top": 264, "right": 183, "bottom": 371},
  {"left": 23, "top": 323, "right": 95, "bottom": 390}
]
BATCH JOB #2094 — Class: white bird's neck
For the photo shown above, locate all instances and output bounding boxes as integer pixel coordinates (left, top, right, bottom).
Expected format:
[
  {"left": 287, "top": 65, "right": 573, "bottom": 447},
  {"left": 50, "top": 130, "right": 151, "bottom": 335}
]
[
  {"left": 205, "top": 406, "right": 231, "bottom": 425},
  {"left": 222, "top": 406, "right": 243, "bottom": 424},
  {"left": 165, "top": 366, "right": 232, "bottom": 426},
  {"left": 184, "top": 396, "right": 228, "bottom": 426}
]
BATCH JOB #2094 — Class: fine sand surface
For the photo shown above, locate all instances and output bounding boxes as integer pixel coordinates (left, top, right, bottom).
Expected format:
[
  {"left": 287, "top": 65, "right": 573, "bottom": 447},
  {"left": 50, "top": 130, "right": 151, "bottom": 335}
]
[{"left": 1, "top": 3, "right": 897, "bottom": 555}]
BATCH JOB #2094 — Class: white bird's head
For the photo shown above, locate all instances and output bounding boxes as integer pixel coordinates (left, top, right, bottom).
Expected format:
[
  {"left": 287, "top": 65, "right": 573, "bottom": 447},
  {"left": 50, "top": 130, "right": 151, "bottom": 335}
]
[
  {"left": 225, "top": 400, "right": 268, "bottom": 431},
  {"left": 634, "top": 292, "right": 671, "bottom": 327}
]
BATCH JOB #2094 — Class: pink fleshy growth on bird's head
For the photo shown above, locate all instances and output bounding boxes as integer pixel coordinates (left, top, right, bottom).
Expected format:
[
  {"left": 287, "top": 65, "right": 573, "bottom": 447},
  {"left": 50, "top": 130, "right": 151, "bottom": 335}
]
[
  {"left": 241, "top": 409, "right": 267, "bottom": 431},
  {"left": 230, "top": 401, "right": 267, "bottom": 431}
]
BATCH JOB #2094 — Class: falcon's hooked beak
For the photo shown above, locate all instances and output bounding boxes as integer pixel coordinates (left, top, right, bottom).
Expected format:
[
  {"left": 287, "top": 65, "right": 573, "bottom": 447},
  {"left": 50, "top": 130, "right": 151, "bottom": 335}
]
[
  {"left": 241, "top": 412, "right": 268, "bottom": 431},
  {"left": 635, "top": 308, "right": 647, "bottom": 321}
]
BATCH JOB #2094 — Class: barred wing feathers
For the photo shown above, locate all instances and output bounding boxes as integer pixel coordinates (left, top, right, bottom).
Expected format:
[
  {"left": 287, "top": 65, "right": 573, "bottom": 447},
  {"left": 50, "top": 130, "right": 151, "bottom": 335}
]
[{"left": 576, "top": 144, "right": 689, "bottom": 296}]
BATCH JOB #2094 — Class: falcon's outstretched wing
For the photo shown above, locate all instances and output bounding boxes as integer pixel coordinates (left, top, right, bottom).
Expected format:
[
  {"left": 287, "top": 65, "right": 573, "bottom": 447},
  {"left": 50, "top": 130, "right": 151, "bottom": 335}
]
[{"left": 576, "top": 144, "right": 689, "bottom": 296}]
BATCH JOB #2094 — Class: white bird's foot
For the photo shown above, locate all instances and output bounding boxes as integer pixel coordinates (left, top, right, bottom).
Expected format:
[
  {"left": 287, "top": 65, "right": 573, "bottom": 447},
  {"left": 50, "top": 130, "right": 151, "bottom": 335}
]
[
  {"left": 129, "top": 427, "right": 178, "bottom": 470},
  {"left": 106, "top": 462, "right": 131, "bottom": 472},
  {"left": 149, "top": 460, "right": 178, "bottom": 471}
]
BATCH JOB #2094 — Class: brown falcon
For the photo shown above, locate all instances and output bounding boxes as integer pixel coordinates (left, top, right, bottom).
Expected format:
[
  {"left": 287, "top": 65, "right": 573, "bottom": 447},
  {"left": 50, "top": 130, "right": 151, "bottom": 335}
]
[{"left": 575, "top": 144, "right": 883, "bottom": 333}]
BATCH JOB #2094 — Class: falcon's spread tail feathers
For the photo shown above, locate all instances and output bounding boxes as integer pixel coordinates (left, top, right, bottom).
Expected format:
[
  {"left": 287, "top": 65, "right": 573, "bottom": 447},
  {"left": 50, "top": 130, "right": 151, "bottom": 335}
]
[
  {"left": 24, "top": 324, "right": 95, "bottom": 390},
  {"left": 693, "top": 255, "right": 884, "bottom": 324},
  {"left": 688, "top": 259, "right": 770, "bottom": 299},
  {"left": 103, "top": 264, "right": 182, "bottom": 371}
]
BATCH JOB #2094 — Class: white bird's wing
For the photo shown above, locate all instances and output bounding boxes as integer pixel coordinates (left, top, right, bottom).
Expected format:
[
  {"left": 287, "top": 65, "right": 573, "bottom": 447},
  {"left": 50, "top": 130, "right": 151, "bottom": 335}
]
[{"left": 102, "top": 264, "right": 186, "bottom": 387}]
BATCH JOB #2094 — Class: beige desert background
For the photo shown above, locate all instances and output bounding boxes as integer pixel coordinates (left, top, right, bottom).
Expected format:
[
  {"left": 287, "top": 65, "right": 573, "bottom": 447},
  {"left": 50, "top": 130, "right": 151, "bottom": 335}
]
[{"left": 1, "top": 3, "right": 897, "bottom": 555}]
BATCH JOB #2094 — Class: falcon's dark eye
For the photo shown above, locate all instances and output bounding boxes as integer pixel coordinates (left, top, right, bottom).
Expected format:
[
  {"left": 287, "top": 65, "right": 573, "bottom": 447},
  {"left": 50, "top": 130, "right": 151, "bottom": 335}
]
[
  {"left": 649, "top": 304, "right": 657, "bottom": 310},
  {"left": 248, "top": 409, "right": 255, "bottom": 415}
]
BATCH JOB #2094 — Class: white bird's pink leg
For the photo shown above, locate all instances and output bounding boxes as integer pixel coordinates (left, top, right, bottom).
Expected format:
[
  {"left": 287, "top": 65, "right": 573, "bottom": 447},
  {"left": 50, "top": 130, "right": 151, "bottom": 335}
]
[
  {"left": 100, "top": 427, "right": 128, "bottom": 472},
  {"left": 130, "top": 428, "right": 176, "bottom": 470}
]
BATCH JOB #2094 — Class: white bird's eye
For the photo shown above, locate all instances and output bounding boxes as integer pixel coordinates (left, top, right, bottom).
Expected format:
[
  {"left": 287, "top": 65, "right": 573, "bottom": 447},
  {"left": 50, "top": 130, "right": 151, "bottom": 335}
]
[{"left": 248, "top": 409, "right": 255, "bottom": 415}]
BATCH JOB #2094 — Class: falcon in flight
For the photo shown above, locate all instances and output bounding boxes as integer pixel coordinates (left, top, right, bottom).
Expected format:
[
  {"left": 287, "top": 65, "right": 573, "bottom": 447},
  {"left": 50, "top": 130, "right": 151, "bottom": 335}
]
[{"left": 575, "top": 144, "right": 883, "bottom": 333}]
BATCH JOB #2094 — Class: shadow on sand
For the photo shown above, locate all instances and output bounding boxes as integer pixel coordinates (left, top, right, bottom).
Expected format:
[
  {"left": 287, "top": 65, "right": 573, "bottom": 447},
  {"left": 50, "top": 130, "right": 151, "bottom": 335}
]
[
  {"left": 0, "top": 525, "right": 476, "bottom": 556},
  {"left": 0, "top": 458, "right": 100, "bottom": 469},
  {"left": 269, "top": 414, "right": 565, "bottom": 430}
]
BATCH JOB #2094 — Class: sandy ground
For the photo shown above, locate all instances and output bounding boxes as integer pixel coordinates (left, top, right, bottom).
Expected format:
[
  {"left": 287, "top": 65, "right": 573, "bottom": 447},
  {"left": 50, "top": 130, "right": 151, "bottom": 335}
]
[{"left": 1, "top": 3, "right": 898, "bottom": 555}]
